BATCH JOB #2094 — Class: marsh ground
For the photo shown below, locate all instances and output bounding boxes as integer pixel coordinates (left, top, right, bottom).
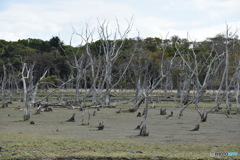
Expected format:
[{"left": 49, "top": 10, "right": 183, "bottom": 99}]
[{"left": 0, "top": 101, "right": 240, "bottom": 160}]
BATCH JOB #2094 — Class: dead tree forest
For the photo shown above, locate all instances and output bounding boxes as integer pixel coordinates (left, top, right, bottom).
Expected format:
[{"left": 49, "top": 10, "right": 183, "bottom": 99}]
[{"left": 0, "top": 21, "right": 240, "bottom": 136}]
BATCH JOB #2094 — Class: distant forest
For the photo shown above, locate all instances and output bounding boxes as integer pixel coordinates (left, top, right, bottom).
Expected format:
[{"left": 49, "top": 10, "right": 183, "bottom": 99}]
[{"left": 0, "top": 33, "right": 239, "bottom": 91}]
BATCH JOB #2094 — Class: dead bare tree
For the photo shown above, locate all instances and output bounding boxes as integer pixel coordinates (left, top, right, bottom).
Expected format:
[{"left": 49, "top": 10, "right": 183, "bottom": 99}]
[
  {"left": 127, "top": 37, "right": 147, "bottom": 104},
  {"left": 216, "top": 25, "right": 239, "bottom": 111},
  {"left": 68, "top": 31, "right": 86, "bottom": 103},
  {"left": 214, "top": 65, "right": 240, "bottom": 112},
  {"left": 235, "top": 73, "right": 240, "bottom": 112},
  {"left": 177, "top": 61, "right": 193, "bottom": 116},
  {"left": 77, "top": 25, "right": 103, "bottom": 105},
  {"left": 130, "top": 36, "right": 176, "bottom": 136},
  {"left": 97, "top": 18, "right": 133, "bottom": 105},
  {"left": 7, "top": 69, "right": 13, "bottom": 104},
  {"left": 176, "top": 37, "right": 225, "bottom": 121},
  {"left": 21, "top": 63, "right": 48, "bottom": 120},
  {"left": 21, "top": 62, "right": 71, "bottom": 120},
  {"left": 138, "top": 92, "right": 149, "bottom": 136},
  {"left": 73, "top": 18, "right": 134, "bottom": 106},
  {"left": 1, "top": 64, "right": 7, "bottom": 108},
  {"left": 10, "top": 63, "right": 20, "bottom": 95},
  {"left": 35, "top": 77, "right": 73, "bottom": 105},
  {"left": 129, "top": 40, "right": 176, "bottom": 112},
  {"left": 21, "top": 63, "right": 32, "bottom": 120}
]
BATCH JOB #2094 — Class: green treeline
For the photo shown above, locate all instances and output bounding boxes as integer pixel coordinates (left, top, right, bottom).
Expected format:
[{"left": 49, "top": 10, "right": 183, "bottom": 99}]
[{"left": 0, "top": 34, "right": 239, "bottom": 90}]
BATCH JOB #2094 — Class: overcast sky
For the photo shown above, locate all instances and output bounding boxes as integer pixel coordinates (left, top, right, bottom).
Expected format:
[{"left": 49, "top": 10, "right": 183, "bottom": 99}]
[{"left": 0, "top": 0, "right": 239, "bottom": 45}]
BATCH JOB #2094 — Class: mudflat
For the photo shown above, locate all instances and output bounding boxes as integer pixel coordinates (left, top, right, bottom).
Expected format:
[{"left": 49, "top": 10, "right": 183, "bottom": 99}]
[{"left": 0, "top": 103, "right": 240, "bottom": 159}]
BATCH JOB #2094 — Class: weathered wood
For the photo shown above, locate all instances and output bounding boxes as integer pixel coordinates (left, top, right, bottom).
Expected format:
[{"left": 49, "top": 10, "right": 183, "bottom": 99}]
[
  {"left": 23, "top": 113, "right": 30, "bottom": 121},
  {"left": 97, "top": 121, "right": 104, "bottom": 130},
  {"left": 225, "top": 110, "right": 232, "bottom": 118},
  {"left": 142, "top": 107, "right": 147, "bottom": 117},
  {"left": 135, "top": 121, "right": 143, "bottom": 130},
  {"left": 116, "top": 109, "right": 121, "bottom": 114},
  {"left": 81, "top": 110, "right": 85, "bottom": 125},
  {"left": 166, "top": 111, "right": 173, "bottom": 119},
  {"left": 15, "top": 106, "right": 21, "bottom": 110},
  {"left": 66, "top": 113, "right": 76, "bottom": 122},
  {"left": 43, "top": 104, "right": 66, "bottom": 108},
  {"left": 189, "top": 124, "right": 200, "bottom": 131},
  {"left": 160, "top": 108, "right": 167, "bottom": 115},
  {"left": 196, "top": 109, "right": 211, "bottom": 122},
  {"left": 30, "top": 121, "right": 35, "bottom": 125},
  {"left": 34, "top": 104, "right": 42, "bottom": 115},
  {"left": 2, "top": 65, "right": 7, "bottom": 108},
  {"left": 44, "top": 107, "right": 53, "bottom": 112},
  {"left": 2, "top": 103, "right": 8, "bottom": 108},
  {"left": 139, "top": 119, "right": 149, "bottom": 136},
  {"left": 136, "top": 112, "right": 142, "bottom": 117},
  {"left": 87, "top": 111, "right": 90, "bottom": 125}
]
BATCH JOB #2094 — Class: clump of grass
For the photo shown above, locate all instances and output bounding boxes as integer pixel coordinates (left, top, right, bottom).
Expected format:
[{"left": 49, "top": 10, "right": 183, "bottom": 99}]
[{"left": 1, "top": 132, "right": 239, "bottom": 160}]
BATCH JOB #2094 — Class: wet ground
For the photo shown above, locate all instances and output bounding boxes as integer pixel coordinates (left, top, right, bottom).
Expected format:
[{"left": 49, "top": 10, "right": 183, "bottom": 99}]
[{"left": 1, "top": 104, "right": 240, "bottom": 146}]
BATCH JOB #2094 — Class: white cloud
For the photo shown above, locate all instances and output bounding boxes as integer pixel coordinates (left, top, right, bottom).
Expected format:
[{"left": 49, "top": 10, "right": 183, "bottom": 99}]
[
  {"left": 186, "top": 0, "right": 240, "bottom": 19},
  {"left": 132, "top": 16, "right": 183, "bottom": 38},
  {"left": 190, "top": 21, "right": 204, "bottom": 26},
  {"left": 179, "top": 21, "right": 240, "bottom": 41},
  {"left": 0, "top": 0, "right": 135, "bottom": 42},
  {"left": 0, "top": 0, "right": 239, "bottom": 43}
]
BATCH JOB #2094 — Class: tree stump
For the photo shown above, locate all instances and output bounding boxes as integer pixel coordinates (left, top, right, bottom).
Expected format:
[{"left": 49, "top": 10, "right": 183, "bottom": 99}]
[
  {"left": 23, "top": 114, "right": 30, "bottom": 121},
  {"left": 97, "top": 121, "right": 104, "bottom": 130},
  {"left": 135, "top": 121, "right": 143, "bottom": 130},
  {"left": 116, "top": 109, "right": 121, "bottom": 114},
  {"left": 139, "top": 119, "right": 149, "bottom": 136},
  {"left": 44, "top": 107, "right": 53, "bottom": 112},
  {"left": 166, "top": 111, "right": 173, "bottom": 119},
  {"left": 160, "top": 108, "right": 167, "bottom": 115},
  {"left": 2, "top": 103, "right": 8, "bottom": 108},
  {"left": 189, "top": 124, "right": 200, "bottom": 131},
  {"left": 142, "top": 107, "right": 147, "bottom": 116},
  {"left": 34, "top": 104, "right": 42, "bottom": 115},
  {"left": 200, "top": 111, "right": 209, "bottom": 122},
  {"left": 30, "top": 121, "right": 35, "bottom": 125},
  {"left": 87, "top": 112, "right": 90, "bottom": 125},
  {"left": 136, "top": 112, "right": 142, "bottom": 117},
  {"left": 66, "top": 113, "right": 76, "bottom": 122},
  {"left": 139, "top": 124, "right": 149, "bottom": 136}
]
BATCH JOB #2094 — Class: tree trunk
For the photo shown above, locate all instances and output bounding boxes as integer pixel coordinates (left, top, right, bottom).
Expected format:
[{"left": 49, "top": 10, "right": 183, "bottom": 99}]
[
  {"left": 236, "top": 76, "right": 239, "bottom": 111},
  {"left": 135, "top": 78, "right": 141, "bottom": 103},
  {"left": 105, "top": 61, "right": 112, "bottom": 106},
  {"left": 11, "top": 66, "right": 20, "bottom": 94},
  {"left": 92, "top": 87, "right": 97, "bottom": 105},
  {"left": 139, "top": 93, "right": 149, "bottom": 136},
  {"left": 22, "top": 63, "right": 30, "bottom": 120},
  {"left": 178, "top": 77, "right": 191, "bottom": 116},
  {"left": 2, "top": 65, "right": 7, "bottom": 108},
  {"left": 129, "top": 96, "right": 145, "bottom": 112},
  {"left": 214, "top": 66, "right": 226, "bottom": 110},
  {"left": 75, "top": 68, "right": 81, "bottom": 103},
  {"left": 225, "top": 25, "right": 230, "bottom": 110},
  {"left": 31, "top": 71, "right": 47, "bottom": 105},
  {"left": 8, "top": 75, "right": 13, "bottom": 104}
]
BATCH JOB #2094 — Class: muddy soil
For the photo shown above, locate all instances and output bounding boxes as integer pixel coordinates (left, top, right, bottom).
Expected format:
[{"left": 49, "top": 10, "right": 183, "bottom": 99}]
[{"left": 0, "top": 105, "right": 239, "bottom": 146}]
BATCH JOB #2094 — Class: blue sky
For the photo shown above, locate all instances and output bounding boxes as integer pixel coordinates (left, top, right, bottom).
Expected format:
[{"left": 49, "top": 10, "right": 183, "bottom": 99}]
[{"left": 0, "top": 0, "right": 239, "bottom": 45}]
